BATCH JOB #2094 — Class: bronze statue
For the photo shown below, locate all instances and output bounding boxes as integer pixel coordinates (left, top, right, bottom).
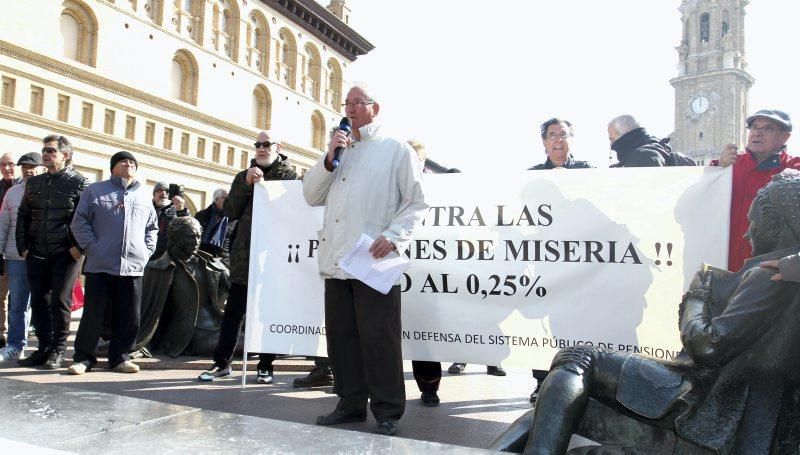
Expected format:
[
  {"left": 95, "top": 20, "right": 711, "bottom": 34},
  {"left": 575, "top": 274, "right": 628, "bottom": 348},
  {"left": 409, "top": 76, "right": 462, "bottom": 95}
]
[
  {"left": 491, "top": 169, "right": 800, "bottom": 454},
  {"left": 136, "top": 217, "right": 230, "bottom": 357}
]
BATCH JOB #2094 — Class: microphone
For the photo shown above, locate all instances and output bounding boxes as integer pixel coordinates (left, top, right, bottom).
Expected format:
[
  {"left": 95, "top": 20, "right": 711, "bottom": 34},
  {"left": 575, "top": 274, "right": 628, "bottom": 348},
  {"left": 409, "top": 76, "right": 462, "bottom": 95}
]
[{"left": 331, "top": 117, "right": 351, "bottom": 169}]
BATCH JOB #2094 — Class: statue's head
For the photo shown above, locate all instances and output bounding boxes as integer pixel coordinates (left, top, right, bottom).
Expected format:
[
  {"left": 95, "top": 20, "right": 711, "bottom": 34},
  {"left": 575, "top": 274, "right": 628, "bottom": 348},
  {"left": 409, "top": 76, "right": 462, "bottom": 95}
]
[
  {"left": 167, "top": 217, "right": 202, "bottom": 262},
  {"left": 747, "top": 169, "right": 800, "bottom": 256}
]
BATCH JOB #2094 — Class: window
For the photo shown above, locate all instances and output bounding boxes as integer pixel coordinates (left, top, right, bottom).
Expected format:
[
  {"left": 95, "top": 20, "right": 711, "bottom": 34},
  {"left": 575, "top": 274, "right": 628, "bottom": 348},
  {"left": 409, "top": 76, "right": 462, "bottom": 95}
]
[
  {"left": 30, "top": 86, "right": 45, "bottom": 115},
  {"left": 212, "top": 0, "right": 240, "bottom": 61},
  {"left": 227, "top": 146, "right": 235, "bottom": 166},
  {"left": 311, "top": 110, "right": 325, "bottom": 150},
  {"left": 247, "top": 12, "right": 270, "bottom": 75},
  {"left": 145, "top": 121, "right": 155, "bottom": 145},
  {"left": 251, "top": 84, "right": 271, "bottom": 130},
  {"left": 326, "top": 58, "right": 343, "bottom": 110},
  {"left": 180, "top": 132, "right": 190, "bottom": 154},
  {"left": 176, "top": 0, "right": 203, "bottom": 44},
  {"left": 196, "top": 137, "right": 206, "bottom": 159},
  {"left": 81, "top": 102, "right": 93, "bottom": 128},
  {"left": 700, "top": 13, "right": 710, "bottom": 43},
  {"left": 104, "top": 109, "right": 115, "bottom": 134},
  {"left": 125, "top": 115, "right": 136, "bottom": 140},
  {"left": 57, "top": 94, "right": 70, "bottom": 121},
  {"left": 275, "top": 29, "right": 297, "bottom": 88},
  {"left": 61, "top": 1, "right": 99, "bottom": 67},
  {"left": 1, "top": 76, "right": 15, "bottom": 107},
  {"left": 240, "top": 150, "right": 248, "bottom": 169},
  {"left": 171, "top": 50, "right": 199, "bottom": 105},
  {"left": 212, "top": 142, "right": 221, "bottom": 162},
  {"left": 144, "top": 0, "right": 163, "bottom": 25},
  {"left": 302, "top": 44, "right": 321, "bottom": 101},
  {"left": 163, "top": 127, "right": 173, "bottom": 150}
]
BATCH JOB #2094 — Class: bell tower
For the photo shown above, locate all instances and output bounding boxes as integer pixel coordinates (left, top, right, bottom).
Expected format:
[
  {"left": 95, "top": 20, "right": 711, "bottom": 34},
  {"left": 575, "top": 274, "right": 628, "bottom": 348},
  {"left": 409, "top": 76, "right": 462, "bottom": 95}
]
[
  {"left": 670, "top": 0, "right": 754, "bottom": 165},
  {"left": 327, "top": 0, "right": 351, "bottom": 25}
]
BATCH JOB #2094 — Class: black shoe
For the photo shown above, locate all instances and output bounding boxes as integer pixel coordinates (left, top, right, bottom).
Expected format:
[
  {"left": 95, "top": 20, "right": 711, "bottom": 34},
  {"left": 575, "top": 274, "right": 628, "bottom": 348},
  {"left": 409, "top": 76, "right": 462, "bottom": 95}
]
[
  {"left": 293, "top": 366, "right": 334, "bottom": 388},
  {"left": 43, "top": 350, "right": 64, "bottom": 370},
  {"left": 17, "top": 349, "right": 49, "bottom": 367},
  {"left": 316, "top": 409, "right": 367, "bottom": 426},
  {"left": 420, "top": 391, "right": 440, "bottom": 407},
  {"left": 0, "top": 336, "right": 6, "bottom": 349},
  {"left": 448, "top": 363, "right": 466, "bottom": 374},
  {"left": 530, "top": 382, "right": 541, "bottom": 404},
  {"left": 487, "top": 366, "right": 507, "bottom": 376},
  {"left": 375, "top": 418, "right": 398, "bottom": 436}
]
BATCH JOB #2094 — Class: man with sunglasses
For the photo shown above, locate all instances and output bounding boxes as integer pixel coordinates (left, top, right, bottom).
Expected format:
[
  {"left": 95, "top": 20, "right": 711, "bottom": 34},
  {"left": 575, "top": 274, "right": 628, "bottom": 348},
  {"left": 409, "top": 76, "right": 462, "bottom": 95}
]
[
  {"left": 304, "top": 84, "right": 428, "bottom": 436},
  {"left": 198, "top": 131, "right": 296, "bottom": 384},
  {"left": 712, "top": 109, "right": 800, "bottom": 272},
  {"left": 16, "top": 134, "right": 88, "bottom": 369}
]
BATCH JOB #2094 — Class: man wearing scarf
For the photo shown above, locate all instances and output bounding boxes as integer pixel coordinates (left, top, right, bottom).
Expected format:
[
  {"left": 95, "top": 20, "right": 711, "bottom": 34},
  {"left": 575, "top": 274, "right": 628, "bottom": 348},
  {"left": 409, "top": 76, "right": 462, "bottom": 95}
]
[{"left": 195, "top": 188, "right": 236, "bottom": 267}]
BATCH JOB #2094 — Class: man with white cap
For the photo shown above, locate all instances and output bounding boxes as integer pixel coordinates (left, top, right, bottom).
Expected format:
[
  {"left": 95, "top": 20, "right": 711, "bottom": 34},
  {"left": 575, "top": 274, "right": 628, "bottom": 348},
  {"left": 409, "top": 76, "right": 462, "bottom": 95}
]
[{"left": 713, "top": 109, "right": 800, "bottom": 271}]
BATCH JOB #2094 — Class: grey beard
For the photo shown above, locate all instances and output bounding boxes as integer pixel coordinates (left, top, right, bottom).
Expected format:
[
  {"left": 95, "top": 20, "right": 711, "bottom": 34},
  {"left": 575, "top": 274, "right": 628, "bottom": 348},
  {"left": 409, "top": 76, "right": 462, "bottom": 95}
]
[
  {"left": 154, "top": 198, "right": 169, "bottom": 208},
  {"left": 255, "top": 156, "right": 276, "bottom": 167}
]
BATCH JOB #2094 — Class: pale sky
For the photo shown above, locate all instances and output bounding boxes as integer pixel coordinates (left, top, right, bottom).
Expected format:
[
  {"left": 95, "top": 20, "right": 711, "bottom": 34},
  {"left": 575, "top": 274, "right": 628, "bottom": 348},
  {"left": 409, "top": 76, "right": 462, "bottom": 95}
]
[{"left": 335, "top": 0, "right": 799, "bottom": 172}]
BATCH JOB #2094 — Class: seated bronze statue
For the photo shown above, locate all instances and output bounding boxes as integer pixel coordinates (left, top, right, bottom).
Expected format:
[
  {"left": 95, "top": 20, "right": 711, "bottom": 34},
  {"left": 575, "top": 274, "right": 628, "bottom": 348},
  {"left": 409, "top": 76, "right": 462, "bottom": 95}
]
[
  {"left": 491, "top": 169, "right": 800, "bottom": 454},
  {"left": 135, "top": 217, "right": 230, "bottom": 357}
]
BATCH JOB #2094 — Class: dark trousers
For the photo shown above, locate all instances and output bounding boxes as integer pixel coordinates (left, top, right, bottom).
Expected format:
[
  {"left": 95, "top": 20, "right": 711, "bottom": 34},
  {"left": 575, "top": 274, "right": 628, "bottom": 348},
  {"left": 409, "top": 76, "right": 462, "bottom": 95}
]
[
  {"left": 213, "top": 282, "right": 275, "bottom": 369},
  {"left": 26, "top": 251, "right": 83, "bottom": 353},
  {"left": 73, "top": 273, "right": 141, "bottom": 368},
  {"left": 533, "top": 369, "right": 549, "bottom": 384},
  {"left": 412, "top": 361, "right": 441, "bottom": 393},
  {"left": 325, "top": 279, "right": 405, "bottom": 420}
]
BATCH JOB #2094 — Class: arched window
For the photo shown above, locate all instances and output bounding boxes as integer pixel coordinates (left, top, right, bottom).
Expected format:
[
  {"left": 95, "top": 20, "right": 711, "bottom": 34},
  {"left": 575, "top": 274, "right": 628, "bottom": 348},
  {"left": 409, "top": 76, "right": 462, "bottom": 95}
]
[
  {"left": 60, "top": 0, "right": 98, "bottom": 67},
  {"left": 326, "top": 58, "right": 343, "bottom": 111},
  {"left": 303, "top": 44, "right": 321, "bottom": 101},
  {"left": 700, "top": 13, "right": 710, "bottom": 43},
  {"left": 275, "top": 29, "right": 297, "bottom": 89},
  {"left": 721, "top": 10, "right": 730, "bottom": 36},
  {"left": 252, "top": 84, "right": 272, "bottom": 130},
  {"left": 246, "top": 12, "right": 270, "bottom": 75},
  {"left": 311, "top": 111, "right": 325, "bottom": 150},
  {"left": 212, "top": 1, "right": 239, "bottom": 60},
  {"left": 171, "top": 49, "right": 199, "bottom": 105}
]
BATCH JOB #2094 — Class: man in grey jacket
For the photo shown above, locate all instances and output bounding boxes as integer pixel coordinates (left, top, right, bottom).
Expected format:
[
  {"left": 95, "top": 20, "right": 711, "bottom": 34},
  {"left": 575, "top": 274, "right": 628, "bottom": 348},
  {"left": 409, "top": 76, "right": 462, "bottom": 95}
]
[{"left": 68, "top": 151, "right": 158, "bottom": 374}]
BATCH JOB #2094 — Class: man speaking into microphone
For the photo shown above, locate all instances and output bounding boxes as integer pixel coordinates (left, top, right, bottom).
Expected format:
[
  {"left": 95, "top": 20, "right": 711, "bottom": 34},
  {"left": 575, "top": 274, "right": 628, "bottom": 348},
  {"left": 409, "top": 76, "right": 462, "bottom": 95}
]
[{"left": 303, "top": 84, "right": 428, "bottom": 436}]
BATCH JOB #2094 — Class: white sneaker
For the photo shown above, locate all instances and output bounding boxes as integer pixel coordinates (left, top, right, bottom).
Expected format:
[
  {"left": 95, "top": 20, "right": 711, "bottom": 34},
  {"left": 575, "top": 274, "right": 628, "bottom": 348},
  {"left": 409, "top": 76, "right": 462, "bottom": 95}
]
[
  {"left": 112, "top": 360, "right": 140, "bottom": 373},
  {"left": 0, "top": 346, "right": 24, "bottom": 362},
  {"left": 68, "top": 360, "right": 93, "bottom": 375}
]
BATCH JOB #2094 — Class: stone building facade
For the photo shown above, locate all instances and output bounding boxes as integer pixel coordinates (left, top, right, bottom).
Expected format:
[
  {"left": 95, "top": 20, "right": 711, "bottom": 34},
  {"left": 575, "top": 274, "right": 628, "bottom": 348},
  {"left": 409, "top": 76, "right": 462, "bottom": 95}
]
[
  {"left": 670, "top": 0, "right": 753, "bottom": 165},
  {"left": 0, "top": 0, "right": 372, "bottom": 211}
]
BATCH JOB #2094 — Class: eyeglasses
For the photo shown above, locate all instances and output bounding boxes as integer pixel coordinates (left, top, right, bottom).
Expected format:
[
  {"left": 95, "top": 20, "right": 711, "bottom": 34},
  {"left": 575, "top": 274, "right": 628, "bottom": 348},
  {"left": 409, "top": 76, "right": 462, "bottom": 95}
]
[
  {"left": 254, "top": 141, "right": 275, "bottom": 149},
  {"left": 546, "top": 132, "right": 572, "bottom": 140},
  {"left": 341, "top": 100, "right": 374, "bottom": 108},
  {"left": 747, "top": 125, "right": 786, "bottom": 135},
  {"left": 41, "top": 147, "right": 59, "bottom": 154},
  {"left": 0, "top": 162, "right": 14, "bottom": 168}
]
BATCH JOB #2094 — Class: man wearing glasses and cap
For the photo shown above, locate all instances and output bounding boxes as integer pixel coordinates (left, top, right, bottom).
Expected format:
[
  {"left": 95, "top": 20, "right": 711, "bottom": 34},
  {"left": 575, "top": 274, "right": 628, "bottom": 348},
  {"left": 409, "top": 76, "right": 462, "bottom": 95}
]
[
  {"left": 198, "top": 131, "right": 297, "bottom": 385},
  {"left": 713, "top": 109, "right": 800, "bottom": 272}
]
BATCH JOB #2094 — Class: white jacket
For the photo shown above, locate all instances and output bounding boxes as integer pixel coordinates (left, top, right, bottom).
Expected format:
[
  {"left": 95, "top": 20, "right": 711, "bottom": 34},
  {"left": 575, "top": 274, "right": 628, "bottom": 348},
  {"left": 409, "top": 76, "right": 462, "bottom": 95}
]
[
  {"left": 303, "top": 123, "right": 428, "bottom": 279},
  {"left": 0, "top": 181, "right": 25, "bottom": 260}
]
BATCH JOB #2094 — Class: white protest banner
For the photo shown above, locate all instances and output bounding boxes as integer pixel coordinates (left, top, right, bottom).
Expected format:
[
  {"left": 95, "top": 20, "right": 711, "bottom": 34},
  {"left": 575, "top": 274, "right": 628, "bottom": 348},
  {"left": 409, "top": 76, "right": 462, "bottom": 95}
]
[{"left": 245, "top": 167, "right": 731, "bottom": 369}]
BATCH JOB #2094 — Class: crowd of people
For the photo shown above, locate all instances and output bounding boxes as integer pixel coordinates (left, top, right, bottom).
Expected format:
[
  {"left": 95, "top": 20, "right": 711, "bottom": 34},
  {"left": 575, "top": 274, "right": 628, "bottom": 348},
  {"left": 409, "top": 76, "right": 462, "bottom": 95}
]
[{"left": 0, "top": 82, "right": 798, "bottom": 439}]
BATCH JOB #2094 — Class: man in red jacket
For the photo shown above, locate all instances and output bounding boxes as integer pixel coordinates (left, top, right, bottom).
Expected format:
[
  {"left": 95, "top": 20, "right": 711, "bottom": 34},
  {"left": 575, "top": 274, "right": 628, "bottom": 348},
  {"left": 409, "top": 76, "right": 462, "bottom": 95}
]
[{"left": 713, "top": 109, "right": 800, "bottom": 272}]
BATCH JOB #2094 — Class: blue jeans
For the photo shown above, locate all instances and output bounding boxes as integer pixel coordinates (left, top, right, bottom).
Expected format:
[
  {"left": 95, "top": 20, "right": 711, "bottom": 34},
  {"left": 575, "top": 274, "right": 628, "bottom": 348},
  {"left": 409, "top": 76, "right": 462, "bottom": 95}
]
[{"left": 6, "top": 259, "right": 31, "bottom": 350}]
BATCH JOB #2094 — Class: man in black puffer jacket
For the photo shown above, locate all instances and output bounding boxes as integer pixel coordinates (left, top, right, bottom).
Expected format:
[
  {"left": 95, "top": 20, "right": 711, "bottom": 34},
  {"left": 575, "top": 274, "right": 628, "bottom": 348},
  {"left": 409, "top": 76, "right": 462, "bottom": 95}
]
[
  {"left": 198, "top": 131, "right": 297, "bottom": 385},
  {"left": 528, "top": 118, "right": 592, "bottom": 170},
  {"left": 16, "top": 134, "right": 88, "bottom": 370},
  {"left": 608, "top": 114, "right": 670, "bottom": 167}
]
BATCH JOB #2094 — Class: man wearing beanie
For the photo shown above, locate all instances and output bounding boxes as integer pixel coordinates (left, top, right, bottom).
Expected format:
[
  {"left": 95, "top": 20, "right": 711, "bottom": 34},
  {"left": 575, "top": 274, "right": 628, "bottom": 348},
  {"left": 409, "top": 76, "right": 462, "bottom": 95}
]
[
  {"left": 68, "top": 151, "right": 158, "bottom": 374},
  {"left": 151, "top": 180, "right": 188, "bottom": 260},
  {"left": 17, "top": 134, "right": 88, "bottom": 370},
  {"left": 0, "top": 152, "right": 45, "bottom": 362}
]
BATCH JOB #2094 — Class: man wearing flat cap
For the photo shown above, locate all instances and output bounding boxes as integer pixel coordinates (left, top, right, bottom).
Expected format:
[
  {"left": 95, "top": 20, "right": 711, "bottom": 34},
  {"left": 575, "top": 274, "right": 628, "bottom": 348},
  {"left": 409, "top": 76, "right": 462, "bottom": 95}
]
[
  {"left": 713, "top": 109, "right": 800, "bottom": 271},
  {"left": 0, "top": 152, "right": 45, "bottom": 362},
  {"left": 68, "top": 151, "right": 158, "bottom": 374},
  {"left": 16, "top": 134, "right": 88, "bottom": 370}
]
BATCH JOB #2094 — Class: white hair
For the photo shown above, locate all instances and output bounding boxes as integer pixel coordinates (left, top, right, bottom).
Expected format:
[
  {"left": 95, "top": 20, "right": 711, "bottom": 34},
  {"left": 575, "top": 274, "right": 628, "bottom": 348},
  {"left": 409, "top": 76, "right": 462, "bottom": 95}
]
[
  {"left": 348, "top": 82, "right": 378, "bottom": 104},
  {"left": 212, "top": 188, "right": 228, "bottom": 200},
  {"left": 608, "top": 115, "right": 641, "bottom": 136}
]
